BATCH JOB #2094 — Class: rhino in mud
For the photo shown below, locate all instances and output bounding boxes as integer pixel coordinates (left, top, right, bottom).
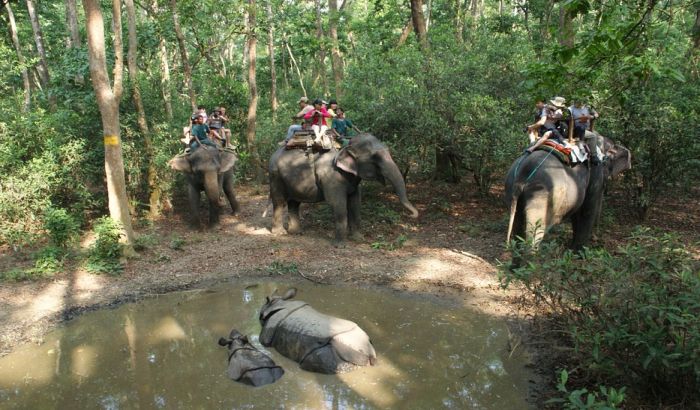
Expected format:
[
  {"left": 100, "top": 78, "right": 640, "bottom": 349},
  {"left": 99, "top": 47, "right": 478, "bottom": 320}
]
[
  {"left": 218, "top": 329, "right": 284, "bottom": 387},
  {"left": 258, "top": 288, "right": 377, "bottom": 374}
]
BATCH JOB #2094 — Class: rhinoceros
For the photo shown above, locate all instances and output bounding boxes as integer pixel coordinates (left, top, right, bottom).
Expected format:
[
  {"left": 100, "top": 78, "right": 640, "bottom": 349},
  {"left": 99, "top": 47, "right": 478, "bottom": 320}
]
[
  {"left": 258, "top": 288, "right": 377, "bottom": 374},
  {"left": 218, "top": 329, "right": 284, "bottom": 387}
]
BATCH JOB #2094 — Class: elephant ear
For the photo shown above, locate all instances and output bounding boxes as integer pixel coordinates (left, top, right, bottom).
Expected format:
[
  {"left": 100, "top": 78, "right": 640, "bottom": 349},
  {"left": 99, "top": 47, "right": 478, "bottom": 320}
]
[
  {"left": 220, "top": 150, "right": 238, "bottom": 173},
  {"left": 169, "top": 155, "right": 192, "bottom": 173},
  {"left": 335, "top": 147, "right": 358, "bottom": 176},
  {"left": 607, "top": 144, "right": 631, "bottom": 177}
]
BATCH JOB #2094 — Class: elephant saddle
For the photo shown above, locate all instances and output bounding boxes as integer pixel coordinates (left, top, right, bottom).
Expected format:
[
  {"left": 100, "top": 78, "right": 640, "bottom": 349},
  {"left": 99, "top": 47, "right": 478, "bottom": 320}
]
[{"left": 285, "top": 131, "right": 337, "bottom": 153}]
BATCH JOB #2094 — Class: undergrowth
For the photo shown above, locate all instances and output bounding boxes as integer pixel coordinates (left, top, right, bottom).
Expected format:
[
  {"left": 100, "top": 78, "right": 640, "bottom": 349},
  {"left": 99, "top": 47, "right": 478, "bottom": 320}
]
[{"left": 500, "top": 227, "right": 700, "bottom": 406}]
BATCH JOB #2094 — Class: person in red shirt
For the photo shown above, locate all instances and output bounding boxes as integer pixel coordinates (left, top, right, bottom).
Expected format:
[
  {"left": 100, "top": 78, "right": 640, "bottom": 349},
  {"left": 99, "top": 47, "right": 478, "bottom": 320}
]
[{"left": 304, "top": 98, "right": 332, "bottom": 143}]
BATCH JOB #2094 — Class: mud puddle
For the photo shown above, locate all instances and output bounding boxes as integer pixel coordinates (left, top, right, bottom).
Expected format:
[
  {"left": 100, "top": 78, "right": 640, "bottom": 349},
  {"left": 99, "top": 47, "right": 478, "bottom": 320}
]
[{"left": 0, "top": 282, "right": 532, "bottom": 409}]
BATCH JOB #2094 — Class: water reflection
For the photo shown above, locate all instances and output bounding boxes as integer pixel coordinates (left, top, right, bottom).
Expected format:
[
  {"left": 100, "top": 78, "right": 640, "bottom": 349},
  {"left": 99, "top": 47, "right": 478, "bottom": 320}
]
[{"left": 0, "top": 283, "right": 532, "bottom": 409}]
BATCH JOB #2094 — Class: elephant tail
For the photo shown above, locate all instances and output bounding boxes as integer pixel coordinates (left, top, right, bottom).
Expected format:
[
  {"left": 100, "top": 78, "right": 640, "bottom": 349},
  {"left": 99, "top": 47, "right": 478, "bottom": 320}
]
[{"left": 506, "top": 183, "right": 523, "bottom": 243}]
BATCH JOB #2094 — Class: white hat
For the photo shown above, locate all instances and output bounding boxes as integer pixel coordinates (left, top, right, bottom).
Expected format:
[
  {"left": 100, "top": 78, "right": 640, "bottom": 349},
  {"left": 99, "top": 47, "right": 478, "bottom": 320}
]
[{"left": 549, "top": 96, "right": 567, "bottom": 108}]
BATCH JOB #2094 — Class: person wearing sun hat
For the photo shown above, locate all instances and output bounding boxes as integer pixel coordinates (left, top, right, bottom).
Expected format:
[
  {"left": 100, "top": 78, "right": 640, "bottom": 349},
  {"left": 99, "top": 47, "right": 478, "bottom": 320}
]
[{"left": 525, "top": 96, "right": 567, "bottom": 153}]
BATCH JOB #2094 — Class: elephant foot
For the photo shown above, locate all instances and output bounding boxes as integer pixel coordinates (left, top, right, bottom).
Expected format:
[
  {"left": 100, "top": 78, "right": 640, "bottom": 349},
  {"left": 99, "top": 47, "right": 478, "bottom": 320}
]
[
  {"left": 332, "top": 239, "right": 347, "bottom": 248},
  {"left": 271, "top": 226, "right": 287, "bottom": 236},
  {"left": 349, "top": 231, "right": 365, "bottom": 242},
  {"left": 287, "top": 225, "right": 303, "bottom": 235}
]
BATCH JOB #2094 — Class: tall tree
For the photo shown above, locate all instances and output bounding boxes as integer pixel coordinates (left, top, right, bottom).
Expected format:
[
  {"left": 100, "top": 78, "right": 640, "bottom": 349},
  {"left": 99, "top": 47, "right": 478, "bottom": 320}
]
[
  {"left": 266, "top": 0, "right": 279, "bottom": 114},
  {"left": 65, "top": 0, "right": 84, "bottom": 84},
  {"left": 65, "top": 0, "right": 81, "bottom": 48},
  {"left": 125, "top": 0, "right": 160, "bottom": 217},
  {"left": 26, "top": 0, "right": 55, "bottom": 107},
  {"left": 5, "top": 2, "right": 31, "bottom": 111},
  {"left": 558, "top": 2, "right": 574, "bottom": 47},
  {"left": 410, "top": 0, "right": 429, "bottom": 51},
  {"left": 82, "top": 0, "right": 136, "bottom": 250},
  {"left": 328, "top": 0, "right": 343, "bottom": 99},
  {"left": 246, "top": 0, "right": 264, "bottom": 182},
  {"left": 170, "top": 0, "right": 196, "bottom": 111},
  {"left": 314, "top": 0, "right": 329, "bottom": 96}
]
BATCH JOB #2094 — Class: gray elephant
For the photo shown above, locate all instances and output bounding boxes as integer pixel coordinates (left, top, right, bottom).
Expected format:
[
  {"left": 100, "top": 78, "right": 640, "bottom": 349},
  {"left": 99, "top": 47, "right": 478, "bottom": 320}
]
[
  {"left": 259, "top": 288, "right": 377, "bottom": 374},
  {"left": 169, "top": 146, "right": 239, "bottom": 227},
  {"left": 268, "top": 133, "right": 418, "bottom": 245},
  {"left": 504, "top": 132, "right": 631, "bottom": 251},
  {"left": 217, "top": 329, "right": 284, "bottom": 387}
]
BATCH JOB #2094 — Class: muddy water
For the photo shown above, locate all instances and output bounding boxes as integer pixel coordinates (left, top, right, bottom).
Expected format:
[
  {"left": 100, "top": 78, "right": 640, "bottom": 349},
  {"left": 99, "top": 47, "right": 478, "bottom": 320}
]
[{"left": 0, "top": 283, "right": 531, "bottom": 409}]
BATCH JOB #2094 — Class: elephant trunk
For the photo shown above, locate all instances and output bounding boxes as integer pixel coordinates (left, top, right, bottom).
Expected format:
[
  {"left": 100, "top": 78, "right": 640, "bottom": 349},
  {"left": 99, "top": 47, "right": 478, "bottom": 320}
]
[
  {"left": 377, "top": 150, "right": 419, "bottom": 218},
  {"left": 204, "top": 171, "right": 221, "bottom": 208}
]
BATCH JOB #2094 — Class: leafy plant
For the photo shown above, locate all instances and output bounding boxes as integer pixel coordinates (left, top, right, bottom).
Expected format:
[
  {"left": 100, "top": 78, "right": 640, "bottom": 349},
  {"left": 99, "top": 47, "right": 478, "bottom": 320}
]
[
  {"left": 547, "top": 369, "right": 626, "bottom": 409},
  {"left": 266, "top": 261, "right": 299, "bottom": 276},
  {"left": 169, "top": 236, "right": 186, "bottom": 250},
  {"left": 86, "top": 217, "right": 123, "bottom": 275},
  {"left": 43, "top": 207, "right": 80, "bottom": 248},
  {"left": 500, "top": 227, "right": 700, "bottom": 402}
]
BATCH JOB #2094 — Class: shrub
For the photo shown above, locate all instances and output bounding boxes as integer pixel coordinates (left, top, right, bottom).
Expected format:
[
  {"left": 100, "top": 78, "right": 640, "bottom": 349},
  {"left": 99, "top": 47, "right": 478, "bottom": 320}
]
[
  {"left": 500, "top": 227, "right": 700, "bottom": 403},
  {"left": 86, "top": 216, "right": 123, "bottom": 275},
  {"left": 43, "top": 207, "right": 80, "bottom": 248}
]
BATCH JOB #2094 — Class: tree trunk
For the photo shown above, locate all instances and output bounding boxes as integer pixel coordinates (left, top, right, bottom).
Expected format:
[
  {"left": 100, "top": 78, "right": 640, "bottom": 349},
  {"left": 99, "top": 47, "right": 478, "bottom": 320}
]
[
  {"left": 26, "top": 0, "right": 55, "bottom": 108},
  {"left": 65, "top": 0, "right": 84, "bottom": 84},
  {"left": 82, "top": 0, "right": 136, "bottom": 251},
  {"left": 397, "top": 18, "right": 414, "bottom": 47},
  {"left": 454, "top": 0, "right": 464, "bottom": 44},
  {"left": 158, "top": 37, "right": 174, "bottom": 120},
  {"left": 285, "top": 36, "right": 307, "bottom": 97},
  {"left": 314, "top": 0, "right": 329, "bottom": 96},
  {"left": 170, "top": 0, "right": 196, "bottom": 111},
  {"left": 558, "top": 2, "right": 574, "bottom": 47},
  {"left": 328, "top": 0, "right": 343, "bottom": 99},
  {"left": 692, "top": 6, "right": 700, "bottom": 51},
  {"left": 125, "top": 0, "right": 160, "bottom": 218},
  {"left": 5, "top": 2, "right": 31, "bottom": 112},
  {"left": 246, "top": 0, "right": 264, "bottom": 182},
  {"left": 265, "top": 0, "right": 279, "bottom": 114},
  {"left": 410, "top": 0, "right": 429, "bottom": 51}
]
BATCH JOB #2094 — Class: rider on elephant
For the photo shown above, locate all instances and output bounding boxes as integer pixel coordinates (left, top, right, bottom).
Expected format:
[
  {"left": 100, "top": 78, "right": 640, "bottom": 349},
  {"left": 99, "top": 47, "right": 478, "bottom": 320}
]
[
  {"left": 304, "top": 99, "right": 332, "bottom": 144},
  {"left": 285, "top": 97, "right": 315, "bottom": 142},
  {"left": 190, "top": 114, "right": 217, "bottom": 150},
  {"left": 526, "top": 96, "right": 568, "bottom": 154}
]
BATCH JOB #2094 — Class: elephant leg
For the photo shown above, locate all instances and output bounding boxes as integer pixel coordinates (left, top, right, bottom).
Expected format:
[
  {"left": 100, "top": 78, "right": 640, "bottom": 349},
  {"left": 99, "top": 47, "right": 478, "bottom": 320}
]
[
  {"left": 187, "top": 180, "right": 201, "bottom": 228},
  {"left": 270, "top": 176, "right": 287, "bottom": 235},
  {"left": 329, "top": 196, "right": 349, "bottom": 247},
  {"left": 571, "top": 193, "right": 603, "bottom": 250},
  {"left": 347, "top": 189, "right": 363, "bottom": 241},
  {"left": 204, "top": 172, "right": 221, "bottom": 227},
  {"left": 287, "top": 200, "right": 303, "bottom": 234},
  {"left": 222, "top": 172, "right": 240, "bottom": 215}
]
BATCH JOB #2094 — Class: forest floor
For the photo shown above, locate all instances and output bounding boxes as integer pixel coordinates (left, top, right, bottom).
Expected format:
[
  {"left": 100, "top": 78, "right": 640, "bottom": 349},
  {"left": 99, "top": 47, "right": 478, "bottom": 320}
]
[{"left": 1, "top": 177, "right": 698, "bottom": 405}]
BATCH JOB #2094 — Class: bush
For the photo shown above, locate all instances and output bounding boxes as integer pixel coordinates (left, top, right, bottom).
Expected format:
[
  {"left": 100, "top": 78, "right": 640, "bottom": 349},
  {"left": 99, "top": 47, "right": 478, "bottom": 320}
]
[
  {"left": 43, "top": 207, "right": 80, "bottom": 248},
  {"left": 500, "top": 227, "right": 700, "bottom": 403},
  {"left": 86, "top": 216, "right": 123, "bottom": 275}
]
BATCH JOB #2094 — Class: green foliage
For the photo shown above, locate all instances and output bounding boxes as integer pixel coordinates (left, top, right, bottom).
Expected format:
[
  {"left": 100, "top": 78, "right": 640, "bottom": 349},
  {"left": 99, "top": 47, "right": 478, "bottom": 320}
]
[
  {"left": 501, "top": 228, "right": 700, "bottom": 402},
  {"left": 0, "top": 246, "right": 66, "bottom": 282},
  {"left": 86, "top": 217, "right": 123, "bottom": 275},
  {"left": 547, "top": 369, "right": 626, "bottom": 409},
  {"left": 266, "top": 261, "right": 299, "bottom": 276},
  {"left": 169, "top": 236, "right": 186, "bottom": 250},
  {"left": 43, "top": 207, "right": 80, "bottom": 248},
  {"left": 371, "top": 234, "right": 408, "bottom": 251}
]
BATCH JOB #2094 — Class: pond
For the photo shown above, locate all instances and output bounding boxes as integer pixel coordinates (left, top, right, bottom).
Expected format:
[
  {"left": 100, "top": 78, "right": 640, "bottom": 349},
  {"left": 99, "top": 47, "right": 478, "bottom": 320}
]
[{"left": 0, "top": 282, "right": 532, "bottom": 409}]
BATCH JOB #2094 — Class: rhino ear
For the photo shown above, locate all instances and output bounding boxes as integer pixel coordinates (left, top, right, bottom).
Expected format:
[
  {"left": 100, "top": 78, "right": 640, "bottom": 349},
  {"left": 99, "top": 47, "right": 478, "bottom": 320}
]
[
  {"left": 241, "top": 335, "right": 249, "bottom": 344},
  {"left": 169, "top": 155, "right": 192, "bottom": 173},
  {"left": 283, "top": 288, "right": 297, "bottom": 300},
  {"left": 218, "top": 337, "right": 231, "bottom": 347}
]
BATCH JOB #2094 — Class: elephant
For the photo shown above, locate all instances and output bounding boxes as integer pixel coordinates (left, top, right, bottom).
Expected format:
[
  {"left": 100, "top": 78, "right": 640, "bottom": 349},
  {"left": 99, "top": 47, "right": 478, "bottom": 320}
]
[
  {"left": 268, "top": 133, "right": 418, "bottom": 245},
  {"left": 169, "top": 146, "right": 239, "bottom": 227},
  {"left": 258, "top": 288, "right": 377, "bottom": 374},
  {"left": 504, "top": 132, "right": 631, "bottom": 252},
  {"left": 218, "top": 329, "right": 284, "bottom": 387}
]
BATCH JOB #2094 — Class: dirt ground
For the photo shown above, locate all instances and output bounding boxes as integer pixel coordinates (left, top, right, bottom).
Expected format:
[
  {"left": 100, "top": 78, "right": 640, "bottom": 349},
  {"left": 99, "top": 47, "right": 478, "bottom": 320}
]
[
  {"left": 0, "top": 181, "right": 522, "bottom": 358},
  {"left": 1, "top": 178, "right": 698, "bottom": 405}
]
